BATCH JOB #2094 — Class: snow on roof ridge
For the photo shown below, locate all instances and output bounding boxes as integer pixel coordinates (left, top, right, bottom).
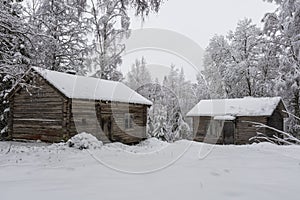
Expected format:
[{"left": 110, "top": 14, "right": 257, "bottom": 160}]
[
  {"left": 199, "top": 96, "right": 281, "bottom": 101},
  {"left": 31, "top": 67, "right": 152, "bottom": 105},
  {"left": 187, "top": 97, "right": 283, "bottom": 117}
]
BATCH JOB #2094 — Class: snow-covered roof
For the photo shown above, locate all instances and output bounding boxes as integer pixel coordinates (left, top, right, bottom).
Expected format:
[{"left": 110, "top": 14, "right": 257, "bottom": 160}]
[
  {"left": 31, "top": 67, "right": 152, "bottom": 105},
  {"left": 187, "top": 97, "right": 284, "bottom": 117}
]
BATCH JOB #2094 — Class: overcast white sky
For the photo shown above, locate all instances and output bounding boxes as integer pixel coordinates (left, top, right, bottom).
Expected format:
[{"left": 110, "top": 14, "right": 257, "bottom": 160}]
[
  {"left": 122, "top": 0, "right": 278, "bottom": 82},
  {"left": 130, "top": 0, "right": 278, "bottom": 48}
]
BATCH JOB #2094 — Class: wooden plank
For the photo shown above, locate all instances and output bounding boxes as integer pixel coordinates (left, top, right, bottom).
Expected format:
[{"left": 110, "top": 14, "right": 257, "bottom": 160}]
[
  {"left": 13, "top": 119, "right": 62, "bottom": 124},
  {"left": 13, "top": 112, "right": 63, "bottom": 117},
  {"left": 12, "top": 133, "right": 63, "bottom": 142},
  {"left": 13, "top": 129, "right": 62, "bottom": 137},
  {"left": 14, "top": 106, "right": 63, "bottom": 112},
  {"left": 14, "top": 96, "right": 63, "bottom": 102},
  {"left": 13, "top": 102, "right": 63, "bottom": 107},
  {"left": 13, "top": 113, "right": 62, "bottom": 119},
  {"left": 13, "top": 123, "right": 62, "bottom": 129}
]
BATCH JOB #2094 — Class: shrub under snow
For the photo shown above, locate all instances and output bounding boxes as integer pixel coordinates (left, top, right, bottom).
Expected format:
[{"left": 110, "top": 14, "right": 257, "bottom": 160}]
[{"left": 67, "top": 133, "right": 103, "bottom": 150}]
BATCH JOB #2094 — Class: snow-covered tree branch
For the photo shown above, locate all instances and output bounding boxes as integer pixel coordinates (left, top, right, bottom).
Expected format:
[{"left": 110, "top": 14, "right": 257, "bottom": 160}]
[{"left": 246, "top": 121, "right": 300, "bottom": 145}]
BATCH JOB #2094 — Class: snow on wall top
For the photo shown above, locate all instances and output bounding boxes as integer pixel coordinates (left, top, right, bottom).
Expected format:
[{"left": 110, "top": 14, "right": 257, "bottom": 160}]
[
  {"left": 186, "top": 97, "right": 283, "bottom": 117},
  {"left": 32, "top": 67, "right": 152, "bottom": 105}
]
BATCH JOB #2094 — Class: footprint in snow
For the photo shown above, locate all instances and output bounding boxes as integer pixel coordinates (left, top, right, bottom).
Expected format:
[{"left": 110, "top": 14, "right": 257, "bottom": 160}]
[{"left": 210, "top": 171, "right": 221, "bottom": 176}]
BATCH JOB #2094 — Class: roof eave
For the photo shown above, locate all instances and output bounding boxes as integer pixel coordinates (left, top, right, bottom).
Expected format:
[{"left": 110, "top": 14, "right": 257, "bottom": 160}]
[
  {"left": 70, "top": 97, "right": 152, "bottom": 106},
  {"left": 186, "top": 114, "right": 273, "bottom": 117}
]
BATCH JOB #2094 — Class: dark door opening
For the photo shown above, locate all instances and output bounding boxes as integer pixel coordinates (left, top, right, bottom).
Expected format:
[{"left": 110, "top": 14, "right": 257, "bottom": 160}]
[{"left": 223, "top": 121, "right": 235, "bottom": 144}]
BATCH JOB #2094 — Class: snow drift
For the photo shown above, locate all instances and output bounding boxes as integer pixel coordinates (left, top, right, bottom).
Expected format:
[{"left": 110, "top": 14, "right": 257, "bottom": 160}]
[{"left": 67, "top": 132, "right": 103, "bottom": 150}]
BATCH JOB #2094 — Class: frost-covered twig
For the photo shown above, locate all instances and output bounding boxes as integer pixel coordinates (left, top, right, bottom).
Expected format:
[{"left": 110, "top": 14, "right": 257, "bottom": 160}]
[
  {"left": 249, "top": 132, "right": 276, "bottom": 144},
  {"left": 244, "top": 121, "right": 300, "bottom": 145},
  {"left": 282, "top": 110, "right": 300, "bottom": 121},
  {"left": 272, "top": 135, "right": 294, "bottom": 145}
]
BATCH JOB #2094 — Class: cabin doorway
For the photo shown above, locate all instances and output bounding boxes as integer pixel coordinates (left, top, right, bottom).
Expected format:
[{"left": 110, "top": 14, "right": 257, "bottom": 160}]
[
  {"left": 101, "top": 115, "right": 112, "bottom": 141},
  {"left": 223, "top": 121, "right": 235, "bottom": 144}
]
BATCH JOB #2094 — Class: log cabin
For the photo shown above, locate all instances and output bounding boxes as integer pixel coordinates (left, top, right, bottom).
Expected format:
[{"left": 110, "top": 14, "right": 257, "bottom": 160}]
[
  {"left": 186, "top": 97, "right": 288, "bottom": 145},
  {"left": 6, "top": 67, "right": 152, "bottom": 144}
]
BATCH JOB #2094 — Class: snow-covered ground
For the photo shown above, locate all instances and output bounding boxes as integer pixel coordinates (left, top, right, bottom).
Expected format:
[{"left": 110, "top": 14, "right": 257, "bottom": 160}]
[{"left": 0, "top": 136, "right": 300, "bottom": 200}]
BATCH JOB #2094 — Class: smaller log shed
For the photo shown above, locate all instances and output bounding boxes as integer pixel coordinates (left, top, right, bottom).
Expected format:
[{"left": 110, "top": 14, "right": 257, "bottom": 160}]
[
  {"left": 6, "top": 67, "right": 152, "bottom": 144},
  {"left": 186, "top": 97, "right": 288, "bottom": 145}
]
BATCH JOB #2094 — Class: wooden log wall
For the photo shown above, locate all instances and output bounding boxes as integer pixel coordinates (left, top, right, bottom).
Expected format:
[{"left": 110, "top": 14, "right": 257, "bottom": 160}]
[
  {"left": 10, "top": 76, "right": 65, "bottom": 142},
  {"left": 235, "top": 116, "right": 267, "bottom": 144},
  {"left": 68, "top": 99, "right": 108, "bottom": 142},
  {"left": 103, "top": 102, "right": 147, "bottom": 144},
  {"left": 193, "top": 116, "right": 268, "bottom": 145},
  {"left": 69, "top": 100, "right": 148, "bottom": 144}
]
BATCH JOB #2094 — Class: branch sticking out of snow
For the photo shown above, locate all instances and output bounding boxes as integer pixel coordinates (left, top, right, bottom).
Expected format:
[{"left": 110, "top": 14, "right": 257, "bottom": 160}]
[
  {"left": 249, "top": 132, "right": 296, "bottom": 145},
  {"left": 244, "top": 121, "right": 300, "bottom": 145}
]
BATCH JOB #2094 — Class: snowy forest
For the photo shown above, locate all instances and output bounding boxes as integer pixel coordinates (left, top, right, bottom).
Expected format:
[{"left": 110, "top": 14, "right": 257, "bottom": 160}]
[
  {"left": 125, "top": 58, "right": 209, "bottom": 141},
  {"left": 1, "top": 0, "right": 300, "bottom": 142}
]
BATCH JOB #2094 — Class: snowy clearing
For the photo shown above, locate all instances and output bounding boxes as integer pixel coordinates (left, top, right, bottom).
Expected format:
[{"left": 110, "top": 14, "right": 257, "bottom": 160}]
[{"left": 0, "top": 138, "right": 300, "bottom": 200}]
